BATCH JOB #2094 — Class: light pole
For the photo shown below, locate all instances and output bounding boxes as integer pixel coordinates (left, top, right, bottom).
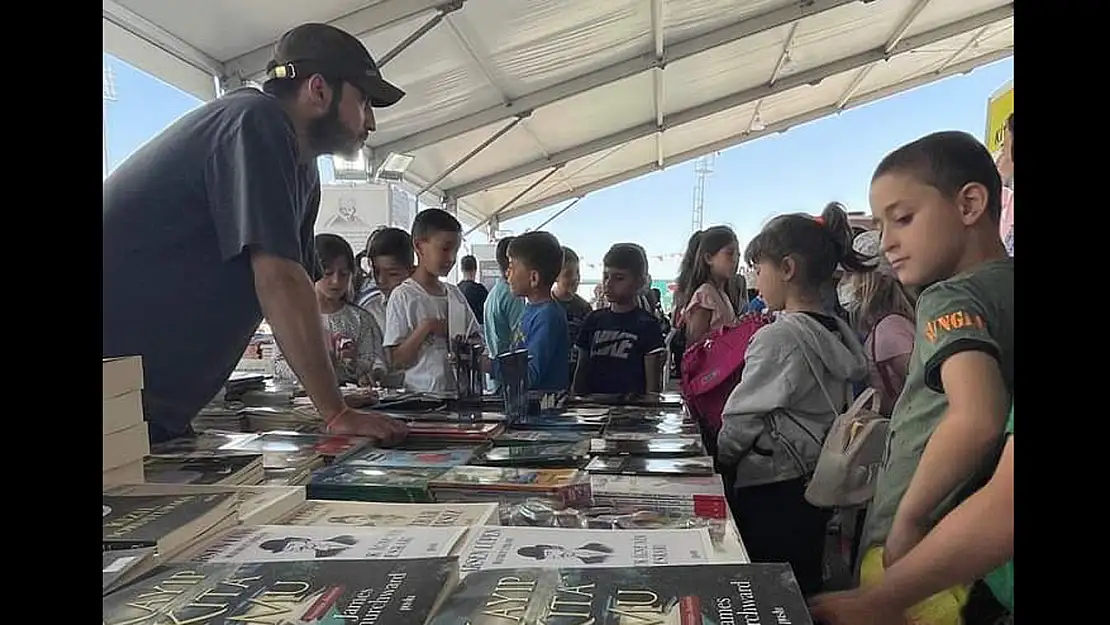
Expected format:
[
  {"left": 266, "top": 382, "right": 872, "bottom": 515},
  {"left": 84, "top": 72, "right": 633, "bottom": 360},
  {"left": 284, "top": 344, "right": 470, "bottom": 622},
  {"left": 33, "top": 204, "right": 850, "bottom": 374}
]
[{"left": 103, "top": 65, "right": 117, "bottom": 179}]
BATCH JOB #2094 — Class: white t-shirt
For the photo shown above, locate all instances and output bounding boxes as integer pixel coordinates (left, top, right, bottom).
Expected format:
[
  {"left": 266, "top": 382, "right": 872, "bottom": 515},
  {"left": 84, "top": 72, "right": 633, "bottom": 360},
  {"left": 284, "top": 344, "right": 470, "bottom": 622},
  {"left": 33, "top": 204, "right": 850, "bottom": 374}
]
[{"left": 382, "top": 278, "right": 480, "bottom": 393}]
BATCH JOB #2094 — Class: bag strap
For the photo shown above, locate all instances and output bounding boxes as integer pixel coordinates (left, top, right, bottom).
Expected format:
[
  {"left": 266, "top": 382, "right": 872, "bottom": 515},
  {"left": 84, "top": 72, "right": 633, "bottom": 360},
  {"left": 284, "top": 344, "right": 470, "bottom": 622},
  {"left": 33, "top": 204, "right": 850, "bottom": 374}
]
[
  {"left": 781, "top": 319, "right": 843, "bottom": 418},
  {"left": 869, "top": 318, "right": 898, "bottom": 404}
]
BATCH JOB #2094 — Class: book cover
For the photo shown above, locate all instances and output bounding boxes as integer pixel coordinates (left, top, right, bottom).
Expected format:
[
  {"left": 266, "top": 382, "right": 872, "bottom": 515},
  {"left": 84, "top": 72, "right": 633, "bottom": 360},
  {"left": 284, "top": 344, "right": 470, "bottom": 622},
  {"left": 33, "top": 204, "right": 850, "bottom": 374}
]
[
  {"left": 475, "top": 442, "right": 591, "bottom": 467},
  {"left": 585, "top": 455, "right": 715, "bottom": 476},
  {"left": 103, "top": 492, "right": 236, "bottom": 550},
  {"left": 106, "top": 483, "right": 306, "bottom": 526},
  {"left": 102, "top": 547, "right": 154, "bottom": 594},
  {"left": 603, "top": 420, "right": 701, "bottom": 437},
  {"left": 458, "top": 526, "right": 715, "bottom": 575},
  {"left": 103, "top": 557, "right": 456, "bottom": 625},
  {"left": 430, "top": 467, "right": 585, "bottom": 492},
  {"left": 493, "top": 430, "right": 592, "bottom": 446},
  {"left": 588, "top": 437, "right": 705, "bottom": 457},
  {"left": 283, "top": 501, "right": 499, "bottom": 528},
  {"left": 190, "top": 524, "right": 467, "bottom": 564},
  {"left": 150, "top": 431, "right": 262, "bottom": 456},
  {"left": 143, "top": 454, "right": 262, "bottom": 485},
  {"left": 406, "top": 421, "right": 506, "bottom": 441},
  {"left": 223, "top": 431, "right": 371, "bottom": 468},
  {"left": 307, "top": 466, "right": 448, "bottom": 503},
  {"left": 428, "top": 563, "right": 813, "bottom": 625},
  {"left": 342, "top": 446, "right": 480, "bottom": 469}
]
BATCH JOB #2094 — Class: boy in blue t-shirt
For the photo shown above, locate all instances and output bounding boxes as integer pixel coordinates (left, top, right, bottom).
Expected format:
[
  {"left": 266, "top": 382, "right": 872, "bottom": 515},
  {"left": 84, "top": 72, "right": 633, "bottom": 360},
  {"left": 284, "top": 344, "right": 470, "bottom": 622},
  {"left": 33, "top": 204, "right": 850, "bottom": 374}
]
[
  {"left": 574, "top": 244, "right": 665, "bottom": 395},
  {"left": 500, "top": 231, "right": 570, "bottom": 392}
]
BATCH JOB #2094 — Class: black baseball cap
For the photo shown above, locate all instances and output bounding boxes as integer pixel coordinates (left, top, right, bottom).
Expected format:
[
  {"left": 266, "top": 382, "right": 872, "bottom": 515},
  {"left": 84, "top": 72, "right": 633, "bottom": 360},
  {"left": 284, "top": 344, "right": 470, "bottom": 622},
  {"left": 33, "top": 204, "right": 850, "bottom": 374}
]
[{"left": 266, "top": 23, "right": 405, "bottom": 108}]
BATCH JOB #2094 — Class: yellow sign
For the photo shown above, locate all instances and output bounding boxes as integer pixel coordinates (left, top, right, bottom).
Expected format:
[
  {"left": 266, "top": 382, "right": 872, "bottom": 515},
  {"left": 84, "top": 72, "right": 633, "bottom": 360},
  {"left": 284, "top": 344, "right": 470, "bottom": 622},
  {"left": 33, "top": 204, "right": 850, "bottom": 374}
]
[{"left": 984, "top": 81, "right": 1013, "bottom": 157}]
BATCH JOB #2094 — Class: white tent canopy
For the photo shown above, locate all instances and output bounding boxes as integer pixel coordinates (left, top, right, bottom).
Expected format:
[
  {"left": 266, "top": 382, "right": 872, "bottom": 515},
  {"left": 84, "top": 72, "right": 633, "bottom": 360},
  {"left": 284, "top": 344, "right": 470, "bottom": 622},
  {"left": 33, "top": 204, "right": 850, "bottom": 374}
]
[{"left": 104, "top": 0, "right": 1013, "bottom": 229}]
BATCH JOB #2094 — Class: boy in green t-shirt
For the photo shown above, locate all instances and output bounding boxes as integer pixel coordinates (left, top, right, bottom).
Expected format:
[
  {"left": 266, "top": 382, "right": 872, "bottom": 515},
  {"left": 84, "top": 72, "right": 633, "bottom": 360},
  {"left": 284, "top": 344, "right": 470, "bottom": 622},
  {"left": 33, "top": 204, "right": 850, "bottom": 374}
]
[
  {"left": 853, "top": 131, "right": 1014, "bottom": 624},
  {"left": 810, "top": 405, "right": 1013, "bottom": 624}
]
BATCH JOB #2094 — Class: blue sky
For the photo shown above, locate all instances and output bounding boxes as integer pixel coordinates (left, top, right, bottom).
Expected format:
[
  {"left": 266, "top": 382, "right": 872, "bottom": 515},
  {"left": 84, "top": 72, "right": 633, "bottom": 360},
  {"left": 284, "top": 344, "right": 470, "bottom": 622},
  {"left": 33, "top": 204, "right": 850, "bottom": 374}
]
[{"left": 103, "top": 53, "right": 1012, "bottom": 279}]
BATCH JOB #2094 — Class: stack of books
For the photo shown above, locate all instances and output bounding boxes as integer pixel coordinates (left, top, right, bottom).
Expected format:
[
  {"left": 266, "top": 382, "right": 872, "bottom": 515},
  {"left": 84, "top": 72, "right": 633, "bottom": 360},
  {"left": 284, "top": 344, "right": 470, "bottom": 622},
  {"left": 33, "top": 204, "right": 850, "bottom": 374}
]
[{"left": 102, "top": 356, "right": 149, "bottom": 487}]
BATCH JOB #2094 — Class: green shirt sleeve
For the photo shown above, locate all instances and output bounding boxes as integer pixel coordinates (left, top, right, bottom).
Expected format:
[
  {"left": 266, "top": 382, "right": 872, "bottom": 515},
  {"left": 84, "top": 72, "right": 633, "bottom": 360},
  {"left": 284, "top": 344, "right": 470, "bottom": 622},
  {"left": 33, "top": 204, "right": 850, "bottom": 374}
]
[
  {"left": 914, "top": 279, "right": 1002, "bottom": 393},
  {"left": 1005, "top": 405, "right": 1013, "bottom": 435}
]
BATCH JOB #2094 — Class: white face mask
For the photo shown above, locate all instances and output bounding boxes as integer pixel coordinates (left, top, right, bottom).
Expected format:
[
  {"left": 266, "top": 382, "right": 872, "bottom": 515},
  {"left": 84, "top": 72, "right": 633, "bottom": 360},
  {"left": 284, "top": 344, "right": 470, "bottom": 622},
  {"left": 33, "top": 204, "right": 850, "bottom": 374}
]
[{"left": 837, "top": 281, "right": 858, "bottom": 311}]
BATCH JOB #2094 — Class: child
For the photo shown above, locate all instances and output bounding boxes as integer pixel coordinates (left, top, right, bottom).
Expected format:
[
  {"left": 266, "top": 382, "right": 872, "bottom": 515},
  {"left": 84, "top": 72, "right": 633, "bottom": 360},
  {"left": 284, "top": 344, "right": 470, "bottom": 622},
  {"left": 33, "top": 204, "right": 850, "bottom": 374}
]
[
  {"left": 501, "top": 232, "right": 570, "bottom": 391},
  {"left": 359, "top": 227, "right": 413, "bottom": 332},
  {"left": 574, "top": 244, "right": 665, "bottom": 396},
  {"left": 717, "top": 203, "right": 872, "bottom": 597},
  {"left": 552, "top": 246, "right": 592, "bottom": 385},
  {"left": 858, "top": 131, "right": 1014, "bottom": 624},
  {"left": 276, "top": 234, "right": 386, "bottom": 386},
  {"left": 382, "top": 209, "right": 480, "bottom": 394},
  {"left": 675, "top": 226, "right": 741, "bottom": 345},
  {"left": 483, "top": 236, "right": 526, "bottom": 360},
  {"left": 810, "top": 404, "right": 1014, "bottom": 624},
  {"left": 838, "top": 230, "right": 917, "bottom": 415},
  {"left": 457, "top": 254, "right": 488, "bottom": 324}
]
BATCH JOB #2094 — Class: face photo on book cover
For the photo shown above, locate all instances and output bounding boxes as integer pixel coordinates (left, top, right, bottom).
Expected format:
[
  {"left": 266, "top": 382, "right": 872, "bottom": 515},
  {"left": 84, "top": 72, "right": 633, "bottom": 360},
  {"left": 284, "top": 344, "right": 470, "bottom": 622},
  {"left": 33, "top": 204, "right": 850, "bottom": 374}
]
[
  {"left": 259, "top": 535, "right": 358, "bottom": 558},
  {"left": 516, "top": 542, "right": 615, "bottom": 565},
  {"left": 326, "top": 514, "right": 409, "bottom": 526}
]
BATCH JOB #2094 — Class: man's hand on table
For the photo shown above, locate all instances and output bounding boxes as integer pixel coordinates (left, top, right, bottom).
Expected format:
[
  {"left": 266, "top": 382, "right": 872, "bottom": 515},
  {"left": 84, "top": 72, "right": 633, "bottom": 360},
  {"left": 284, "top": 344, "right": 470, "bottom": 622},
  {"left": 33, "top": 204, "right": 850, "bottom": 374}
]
[{"left": 326, "top": 408, "right": 409, "bottom": 446}]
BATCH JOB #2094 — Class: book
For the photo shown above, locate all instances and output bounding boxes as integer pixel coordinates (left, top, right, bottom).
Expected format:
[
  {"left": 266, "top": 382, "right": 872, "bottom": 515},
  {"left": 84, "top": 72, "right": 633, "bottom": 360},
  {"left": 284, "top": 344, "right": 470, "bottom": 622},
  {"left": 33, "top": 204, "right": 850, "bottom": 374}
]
[
  {"left": 281, "top": 500, "right": 499, "bottom": 528},
  {"left": 106, "top": 483, "right": 306, "bottom": 526},
  {"left": 149, "top": 431, "right": 262, "bottom": 456},
  {"left": 342, "top": 446, "right": 482, "bottom": 469},
  {"left": 307, "top": 465, "right": 448, "bottom": 503},
  {"left": 474, "top": 441, "right": 591, "bottom": 468},
  {"left": 590, "top": 474, "right": 730, "bottom": 520},
  {"left": 457, "top": 526, "right": 715, "bottom": 575},
  {"left": 102, "top": 547, "right": 154, "bottom": 595},
  {"left": 493, "top": 430, "right": 592, "bottom": 446},
  {"left": 406, "top": 421, "right": 506, "bottom": 442},
  {"left": 585, "top": 455, "right": 716, "bottom": 476},
  {"left": 430, "top": 467, "right": 592, "bottom": 510},
  {"left": 143, "top": 453, "right": 264, "bottom": 486},
  {"left": 188, "top": 524, "right": 467, "bottom": 564},
  {"left": 221, "top": 431, "right": 370, "bottom": 469},
  {"left": 103, "top": 557, "right": 458, "bottom": 625},
  {"left": 428, "top": 563, "right": 813, "bottom": 625},
  {"left": 588, "top": 436, "right": 705, "bottom": 457},
  {"left": 103, "top": 492, "right": 238, "bottom": 557}
]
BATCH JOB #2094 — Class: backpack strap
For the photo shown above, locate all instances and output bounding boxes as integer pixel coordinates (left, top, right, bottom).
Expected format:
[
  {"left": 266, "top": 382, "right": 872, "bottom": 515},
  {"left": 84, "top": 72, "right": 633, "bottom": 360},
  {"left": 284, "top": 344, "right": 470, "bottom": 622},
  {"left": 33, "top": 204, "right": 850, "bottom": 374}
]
[
  {"left": 869, "top": 317, "right": 899, "bottom": 404},
  {"left": 781, "top": 320, "right": 843, "bottom": 418}
]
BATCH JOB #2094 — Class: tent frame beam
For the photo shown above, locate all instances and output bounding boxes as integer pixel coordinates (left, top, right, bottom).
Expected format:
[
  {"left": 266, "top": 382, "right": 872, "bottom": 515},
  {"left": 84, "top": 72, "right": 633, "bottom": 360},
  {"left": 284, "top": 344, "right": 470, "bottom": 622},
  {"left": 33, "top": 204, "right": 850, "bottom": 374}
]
[
  {"left": 495, "top": 46, "right": 1012, "bottom": 222},
  {"left": 371, "top": 0, "right": 862, "bottom": 161},
  {"left": 443, "top": 4, "right": 1012, "bottom": 201}
]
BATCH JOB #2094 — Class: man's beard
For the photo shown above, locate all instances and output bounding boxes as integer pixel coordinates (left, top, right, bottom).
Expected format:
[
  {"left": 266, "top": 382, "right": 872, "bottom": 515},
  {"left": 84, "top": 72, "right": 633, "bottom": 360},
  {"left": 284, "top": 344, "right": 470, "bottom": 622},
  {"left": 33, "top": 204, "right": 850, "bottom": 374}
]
[{"left": 308, "top": 101, "right": 363, "bottom": 157}]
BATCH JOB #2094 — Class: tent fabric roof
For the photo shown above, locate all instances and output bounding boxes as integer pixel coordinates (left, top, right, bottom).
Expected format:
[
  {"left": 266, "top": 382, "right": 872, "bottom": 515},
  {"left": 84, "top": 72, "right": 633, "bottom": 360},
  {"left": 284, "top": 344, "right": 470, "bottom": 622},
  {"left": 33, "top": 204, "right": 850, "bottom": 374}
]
[{"left": 104, "top": 0, "right": 1013, "bottom": 227}]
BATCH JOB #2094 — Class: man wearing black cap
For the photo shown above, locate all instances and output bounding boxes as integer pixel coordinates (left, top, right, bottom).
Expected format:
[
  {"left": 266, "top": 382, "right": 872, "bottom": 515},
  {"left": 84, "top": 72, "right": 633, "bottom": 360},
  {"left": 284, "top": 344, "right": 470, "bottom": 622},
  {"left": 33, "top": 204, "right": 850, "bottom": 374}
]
[{"left": 104, "top": 23, "right": 409, "bottom": 445}]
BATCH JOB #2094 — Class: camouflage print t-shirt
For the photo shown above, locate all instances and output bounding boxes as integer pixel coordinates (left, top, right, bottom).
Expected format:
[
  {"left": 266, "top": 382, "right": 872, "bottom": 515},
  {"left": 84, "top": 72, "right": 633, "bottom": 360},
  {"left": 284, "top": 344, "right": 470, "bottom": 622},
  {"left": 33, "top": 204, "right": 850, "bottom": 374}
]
[{"left": 862, "top": 258, "right": 1014, "bottom": 549}]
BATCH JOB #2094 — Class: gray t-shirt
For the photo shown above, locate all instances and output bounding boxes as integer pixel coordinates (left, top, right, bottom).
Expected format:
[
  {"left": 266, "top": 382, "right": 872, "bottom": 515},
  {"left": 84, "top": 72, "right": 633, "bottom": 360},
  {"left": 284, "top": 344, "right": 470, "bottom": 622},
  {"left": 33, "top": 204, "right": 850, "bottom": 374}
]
[{"left": 103, "top": 88, "right": 321, "bottom": 443}]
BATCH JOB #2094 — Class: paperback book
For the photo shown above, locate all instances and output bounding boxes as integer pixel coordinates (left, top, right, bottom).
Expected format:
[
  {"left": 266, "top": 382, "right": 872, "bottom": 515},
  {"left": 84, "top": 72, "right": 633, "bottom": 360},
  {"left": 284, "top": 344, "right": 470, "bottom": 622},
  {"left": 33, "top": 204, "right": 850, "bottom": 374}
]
[
  {"left": 188, "top": 524, "right": 467, "bottom": 564},
  {"left": 103, "top": 557, "right": 458, "bottom": 625},
  {"left": 457, "top": 525, "right": 715, "bottom": 575},
  {"left": 282, "top": 500, "right": 498, "bottom": 528},
  {"left": 428, "top": 562, "right": 812, "bottom": 625}
]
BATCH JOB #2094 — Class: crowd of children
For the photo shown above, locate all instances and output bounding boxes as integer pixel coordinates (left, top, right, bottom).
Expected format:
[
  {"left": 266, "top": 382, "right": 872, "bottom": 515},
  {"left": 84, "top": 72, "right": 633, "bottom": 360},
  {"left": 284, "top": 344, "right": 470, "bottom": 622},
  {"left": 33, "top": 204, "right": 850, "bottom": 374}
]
[{"left": 286, "top": 126, "right": 1012, "bottom": 625}]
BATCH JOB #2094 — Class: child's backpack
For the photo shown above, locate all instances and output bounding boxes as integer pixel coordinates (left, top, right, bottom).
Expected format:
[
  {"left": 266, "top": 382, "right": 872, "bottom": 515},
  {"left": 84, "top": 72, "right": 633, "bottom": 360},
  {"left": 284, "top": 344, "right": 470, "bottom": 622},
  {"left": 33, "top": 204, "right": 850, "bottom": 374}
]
[
  {"left": 804, "top": 388, "right": 890, "bottom": 508},
  {"left": 680, "top": 312, "right": 774, "bottom": 450}
]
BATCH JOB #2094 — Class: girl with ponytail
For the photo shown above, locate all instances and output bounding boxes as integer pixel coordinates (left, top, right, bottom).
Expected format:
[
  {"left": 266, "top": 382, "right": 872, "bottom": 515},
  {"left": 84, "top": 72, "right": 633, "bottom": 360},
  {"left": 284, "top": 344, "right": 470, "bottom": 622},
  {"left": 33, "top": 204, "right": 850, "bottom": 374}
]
[{"left": 716, "top": 202, "right": 871, "bottom": 597}]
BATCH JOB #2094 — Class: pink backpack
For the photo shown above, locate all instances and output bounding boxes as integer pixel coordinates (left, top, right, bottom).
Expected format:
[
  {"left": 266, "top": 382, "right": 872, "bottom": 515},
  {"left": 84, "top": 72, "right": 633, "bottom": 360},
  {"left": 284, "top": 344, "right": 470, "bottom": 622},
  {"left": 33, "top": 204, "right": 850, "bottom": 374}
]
[{"left": 681, "top": 312, "right": 775, "bottom": 444}]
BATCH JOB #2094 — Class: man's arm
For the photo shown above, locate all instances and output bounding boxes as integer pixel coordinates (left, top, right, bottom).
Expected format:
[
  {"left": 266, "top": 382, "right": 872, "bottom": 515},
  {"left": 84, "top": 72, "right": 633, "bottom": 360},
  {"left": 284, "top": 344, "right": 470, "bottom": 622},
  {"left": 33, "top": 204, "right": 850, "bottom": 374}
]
[
  {"left": 252, "top": 252, "right": 345, "bottom": 419},
  {"left": 886, "top": 348, "right": 1009, "bottom": 564},
  {"left": 878, "top": 432, "right": 1013, "bottom": 606},
  {"left": 810, "top": 434, "right": 1013, "bottom": 624}
]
